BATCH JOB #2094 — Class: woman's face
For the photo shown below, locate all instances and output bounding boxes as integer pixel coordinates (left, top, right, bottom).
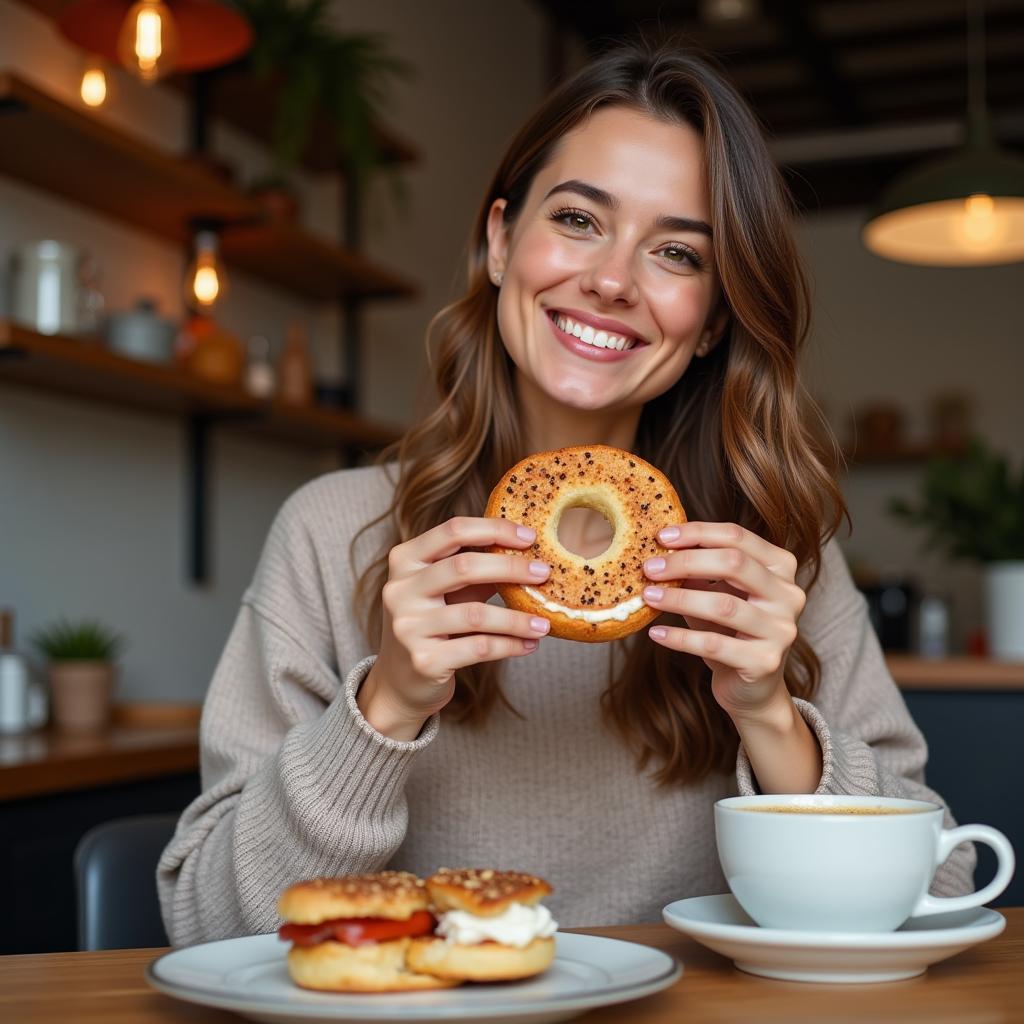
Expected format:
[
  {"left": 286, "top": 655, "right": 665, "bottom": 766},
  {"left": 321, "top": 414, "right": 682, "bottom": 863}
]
[{"left": 487, "top": 105, "right": 727, "bottom": 419}]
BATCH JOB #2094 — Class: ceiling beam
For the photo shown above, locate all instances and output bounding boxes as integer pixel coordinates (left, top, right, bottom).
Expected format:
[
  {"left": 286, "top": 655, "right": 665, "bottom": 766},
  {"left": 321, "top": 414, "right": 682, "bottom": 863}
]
[{"left": 763, "top": 0, "right": 863, "bottom": 126}]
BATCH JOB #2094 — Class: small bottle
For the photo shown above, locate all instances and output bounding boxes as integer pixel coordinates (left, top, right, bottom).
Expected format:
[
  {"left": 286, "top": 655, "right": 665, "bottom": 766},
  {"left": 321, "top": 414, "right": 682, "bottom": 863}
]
[
  {"left": 278, "top": 322, "right": 313, "bottom": 405},
  {"left": 918, "top": 595, "right": 950, "bottom": 659},
  {"left": 245, "top": 335, "right": 276, "bottom": 399}
]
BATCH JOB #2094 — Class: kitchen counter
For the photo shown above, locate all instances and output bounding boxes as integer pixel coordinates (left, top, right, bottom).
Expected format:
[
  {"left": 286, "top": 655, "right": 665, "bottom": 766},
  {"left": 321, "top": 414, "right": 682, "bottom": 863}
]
[
  {"left": 886, "top": 655, "right": 1024, "bottom": 690},
  {"left": 0, "top": 703, "right": 199, "bottom": 801}
]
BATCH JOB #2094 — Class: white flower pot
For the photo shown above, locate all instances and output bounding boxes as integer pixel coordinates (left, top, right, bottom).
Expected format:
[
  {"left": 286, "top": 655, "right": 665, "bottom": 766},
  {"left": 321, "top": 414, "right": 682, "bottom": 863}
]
[{"left": 984, "top": 561, "right": 1024, "bottom": 661}]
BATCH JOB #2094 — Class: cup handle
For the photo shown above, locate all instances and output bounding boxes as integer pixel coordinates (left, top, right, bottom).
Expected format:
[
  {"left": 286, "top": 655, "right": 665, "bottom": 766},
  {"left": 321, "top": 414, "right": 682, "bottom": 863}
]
[{"left": 910, "top": 824, "right": 1016, "bottom": 918}]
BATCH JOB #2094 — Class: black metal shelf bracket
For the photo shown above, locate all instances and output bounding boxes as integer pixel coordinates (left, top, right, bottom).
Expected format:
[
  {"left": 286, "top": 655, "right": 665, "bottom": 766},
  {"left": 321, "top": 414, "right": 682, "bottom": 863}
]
[{"left": 186, "top": 414, "right": 212, "bottom": 585}]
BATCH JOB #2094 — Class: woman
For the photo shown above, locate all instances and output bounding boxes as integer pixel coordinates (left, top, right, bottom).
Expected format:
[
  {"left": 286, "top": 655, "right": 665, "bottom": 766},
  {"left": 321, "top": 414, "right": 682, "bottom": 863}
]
[{"left": 158, "top": 39, "right": 973, "bottom": 945}]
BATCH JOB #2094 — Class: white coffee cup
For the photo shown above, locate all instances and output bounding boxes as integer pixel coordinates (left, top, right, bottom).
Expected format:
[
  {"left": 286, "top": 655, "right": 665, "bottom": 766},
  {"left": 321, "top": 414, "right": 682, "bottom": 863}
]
[{"left": 715, "top": 794, "right": 1015, "bottom": 933}]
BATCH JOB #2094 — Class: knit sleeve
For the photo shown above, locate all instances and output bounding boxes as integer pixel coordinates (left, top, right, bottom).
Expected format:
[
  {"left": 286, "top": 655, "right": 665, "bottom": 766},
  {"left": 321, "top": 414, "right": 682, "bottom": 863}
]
[
  {"left": 157, "top": 477, "right": 438, "bottom": 945},
  {"left": 735, "top": 539, "right": 975, "bottom": 898}
]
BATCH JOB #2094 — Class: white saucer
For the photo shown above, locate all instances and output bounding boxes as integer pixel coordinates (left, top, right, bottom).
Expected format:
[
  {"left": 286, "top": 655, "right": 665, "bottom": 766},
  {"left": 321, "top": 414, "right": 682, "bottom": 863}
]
[
  {"left": 663, "top": 894, "right": 1005, "bottom": 984},
  {"left": 147, "top": 931, "right": 681, "bottom": 1024}
]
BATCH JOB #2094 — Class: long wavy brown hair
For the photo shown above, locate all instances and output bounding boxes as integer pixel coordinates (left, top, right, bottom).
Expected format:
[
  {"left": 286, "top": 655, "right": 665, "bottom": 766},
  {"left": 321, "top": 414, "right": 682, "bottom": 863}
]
[{"left": 352, "top": 36, "right": 847, "bottom": 785}]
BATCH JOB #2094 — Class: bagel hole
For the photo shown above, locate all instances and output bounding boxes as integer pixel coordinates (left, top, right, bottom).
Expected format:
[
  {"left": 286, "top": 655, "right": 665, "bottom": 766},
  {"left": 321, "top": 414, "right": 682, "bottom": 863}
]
[{"left": 556, "top": 505, "right": 615, "bottom": 559}]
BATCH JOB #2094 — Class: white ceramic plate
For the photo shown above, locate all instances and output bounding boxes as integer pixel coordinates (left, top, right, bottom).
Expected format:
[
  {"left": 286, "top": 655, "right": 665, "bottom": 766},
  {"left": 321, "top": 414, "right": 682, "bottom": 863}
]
[
  {"left": 147, "top": 931, "right": 681, "bottom": 1024},
  {"left": 663, "top": 893, "right": 1005, "bottom": 984}
]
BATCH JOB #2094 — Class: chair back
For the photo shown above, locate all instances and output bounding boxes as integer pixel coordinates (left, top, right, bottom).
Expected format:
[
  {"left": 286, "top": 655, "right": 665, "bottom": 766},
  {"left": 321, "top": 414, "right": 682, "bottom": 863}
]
[{"left": 74, "top": 813, "right": 178, "bottom": 950}]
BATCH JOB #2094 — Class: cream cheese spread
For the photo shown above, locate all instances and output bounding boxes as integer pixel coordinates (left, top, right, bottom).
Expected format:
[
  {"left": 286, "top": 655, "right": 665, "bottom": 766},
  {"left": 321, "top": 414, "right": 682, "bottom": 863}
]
[
  {"left": 436, "top": 902, "right": 557, "bottom": 948},
  {"left": 523, "top": 586, "right": 645, "bottom": 623}
]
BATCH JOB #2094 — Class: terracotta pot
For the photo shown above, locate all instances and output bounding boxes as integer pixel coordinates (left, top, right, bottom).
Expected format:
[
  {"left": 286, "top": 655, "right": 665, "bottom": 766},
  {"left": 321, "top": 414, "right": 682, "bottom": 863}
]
[{"left": 48, "top": 660, "right": 115, "bottom": 732}]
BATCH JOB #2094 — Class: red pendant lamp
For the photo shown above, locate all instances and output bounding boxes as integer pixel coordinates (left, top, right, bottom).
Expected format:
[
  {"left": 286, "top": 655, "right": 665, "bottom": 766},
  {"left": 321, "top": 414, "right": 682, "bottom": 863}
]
[{"left": 57, "top": 0, "right": 252, "bottom": 83}]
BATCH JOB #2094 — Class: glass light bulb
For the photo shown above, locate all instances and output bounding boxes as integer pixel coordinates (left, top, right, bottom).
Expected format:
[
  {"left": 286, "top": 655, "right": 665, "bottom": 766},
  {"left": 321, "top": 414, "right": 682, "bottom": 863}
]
[
  {"left": 116, "top": 0, "right": 180, "bottom": 83},
  {"left": 80, "top": 60, "right": 107, "bottom": 107},
  {"left": 185, "top": 232, "right": 227, "bottom": 310},
  {"left": 192, "top": 262, "right": 221, "bottom": 306},
  {"left": 956, "top": 192, "right": 1007, "bottom": 252}
]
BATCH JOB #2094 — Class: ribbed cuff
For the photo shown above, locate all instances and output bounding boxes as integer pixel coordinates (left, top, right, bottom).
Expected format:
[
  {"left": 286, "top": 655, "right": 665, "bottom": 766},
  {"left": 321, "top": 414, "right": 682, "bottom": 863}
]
[
  {"left": 736, "top": 697, "right": 887, "bottom": 797},
  {"left": 341, "top": 654, "right": 441, "bottom": 750},
  {"left": 735, "top": 697, "right": 832, "bottom": 795}
]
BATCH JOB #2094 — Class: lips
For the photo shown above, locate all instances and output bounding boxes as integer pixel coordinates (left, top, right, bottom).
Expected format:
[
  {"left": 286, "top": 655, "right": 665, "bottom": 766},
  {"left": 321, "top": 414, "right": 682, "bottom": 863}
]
[
  {"left": 545, "top": 310, "right": 643, "bottom": 362},
  {"left": 548, "top": 307, "right": 648, "bottom": 347}
]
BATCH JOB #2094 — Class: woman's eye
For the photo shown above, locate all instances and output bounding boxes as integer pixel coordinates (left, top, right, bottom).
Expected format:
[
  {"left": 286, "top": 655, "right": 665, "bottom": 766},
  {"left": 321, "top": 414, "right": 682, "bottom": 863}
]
[
  {"left": 551, "top": 208, "right": 594, "bottom": 232},
  {"left": 659, "top": 245, "right": 703, "bottom": 270}
]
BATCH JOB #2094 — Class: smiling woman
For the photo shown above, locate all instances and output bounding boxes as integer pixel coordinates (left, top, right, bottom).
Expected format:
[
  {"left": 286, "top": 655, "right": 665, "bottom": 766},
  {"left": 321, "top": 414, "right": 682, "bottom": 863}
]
[{"left": 157, "top": 36, "right": 976, "bottom": 947}]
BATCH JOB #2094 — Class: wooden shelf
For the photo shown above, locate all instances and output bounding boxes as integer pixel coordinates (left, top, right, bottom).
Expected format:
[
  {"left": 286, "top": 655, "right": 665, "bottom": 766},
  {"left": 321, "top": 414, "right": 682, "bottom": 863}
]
[
  {"left": 0, "top": 320, "right": 402, "bottom": 451},
  {"left": 0, "top": 73, "right": 416, "bottom": 302},
  {"left": 0, "top": 319, "right": 259, "bottom": 418},
  {"left": 886, "top": 655, "right": 1024, "bottom": 691},
  {"left": 0, "top": 71, "right": 252, "bottom": 243},
  {"left": 236, "top": 398, "right": 399, "bottom": 449},
  {"left": 220, "top": 221, "right": 414, "bottom": 301},
  {"left": 843, "top": 441, "right": 967, "bottom": 467}
]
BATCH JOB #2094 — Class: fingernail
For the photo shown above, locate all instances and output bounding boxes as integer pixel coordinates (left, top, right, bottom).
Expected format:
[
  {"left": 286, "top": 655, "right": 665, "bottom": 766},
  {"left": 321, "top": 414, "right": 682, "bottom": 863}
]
[
  {"left": 658, "top": 526, "right": 680, "bottom": 543},
  {"left": 644, "top": 586, "right": 664, "bottom": 602},
  {"left": 516, "top": 525, "right": 536, "bottom": 542},
  {"left": 530, "top": 617, "right": 550, "bottom": 633},
  {"left": 529, "top": 560, "right": 550, "bottom": 577},
  {"left": 523, "top": 639, "right": 538, "bottom": 651},
  {"left": 645, "top": 557, "right": 666, "bottom": 574},
  {"left": 649, "top": 627, "right": 667, "bottom": 640}
]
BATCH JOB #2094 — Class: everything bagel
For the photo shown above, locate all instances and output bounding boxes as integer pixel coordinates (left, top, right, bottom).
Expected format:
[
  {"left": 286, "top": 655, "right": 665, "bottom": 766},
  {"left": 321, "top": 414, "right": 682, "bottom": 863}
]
[{"left": 486, "top": 445, "right": 686, "bottom": 642}]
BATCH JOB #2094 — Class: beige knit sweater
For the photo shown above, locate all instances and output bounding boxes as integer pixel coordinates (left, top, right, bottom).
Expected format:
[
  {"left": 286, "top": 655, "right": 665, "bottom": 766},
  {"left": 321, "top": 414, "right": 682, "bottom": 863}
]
[{"left": 157, "top": 463, "right": 974, "bottom": 946}]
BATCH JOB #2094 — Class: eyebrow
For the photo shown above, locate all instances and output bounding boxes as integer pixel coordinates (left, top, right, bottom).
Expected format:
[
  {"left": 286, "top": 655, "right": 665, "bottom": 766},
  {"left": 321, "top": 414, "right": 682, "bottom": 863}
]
[{"left": 542, "top": 179, "right": 713, "bottom": 237}]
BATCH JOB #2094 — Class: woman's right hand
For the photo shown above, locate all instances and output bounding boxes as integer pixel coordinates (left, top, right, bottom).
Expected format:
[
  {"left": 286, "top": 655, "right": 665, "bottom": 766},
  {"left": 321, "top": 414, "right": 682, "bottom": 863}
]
[{"left": 357, "top": 516, "right": 552, "bottom": 741}]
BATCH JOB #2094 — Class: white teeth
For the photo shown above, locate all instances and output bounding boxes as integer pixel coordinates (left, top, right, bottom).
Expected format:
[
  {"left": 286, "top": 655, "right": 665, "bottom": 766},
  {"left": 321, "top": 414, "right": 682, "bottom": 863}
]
[{"left": 552, "top": 312, "right": 636, "bottom": 351}]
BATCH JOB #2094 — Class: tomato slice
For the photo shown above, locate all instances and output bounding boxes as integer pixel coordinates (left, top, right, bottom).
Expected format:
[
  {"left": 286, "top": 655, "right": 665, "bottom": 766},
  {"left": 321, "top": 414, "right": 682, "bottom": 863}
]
[{"left": 279, "top": 909, "right": 436, "bottom": 947}]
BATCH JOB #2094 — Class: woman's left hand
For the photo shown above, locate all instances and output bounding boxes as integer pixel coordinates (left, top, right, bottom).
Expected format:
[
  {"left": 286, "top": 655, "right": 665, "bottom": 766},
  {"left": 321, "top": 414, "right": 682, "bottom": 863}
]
[{"left": 642, "top": 521, "right": 806, "bottom": 723}]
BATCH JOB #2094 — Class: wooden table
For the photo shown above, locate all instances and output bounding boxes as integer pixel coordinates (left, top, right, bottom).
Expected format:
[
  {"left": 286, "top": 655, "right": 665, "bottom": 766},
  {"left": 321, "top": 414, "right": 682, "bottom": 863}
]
[{"left": 1, "top": 909, "right": 1020, "bottom": 1023}]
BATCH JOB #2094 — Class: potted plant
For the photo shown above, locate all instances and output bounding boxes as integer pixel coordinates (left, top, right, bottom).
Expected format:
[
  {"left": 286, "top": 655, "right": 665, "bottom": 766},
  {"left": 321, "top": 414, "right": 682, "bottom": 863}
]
[
  {"left": 31, "top": 618, "right": 125, "bottom": 732},
  {"left": 232, "top": 0, "right": 409, "bottom": 190},
  {"left": 889, "top": 439, "right": 1024, "bottom": 660}
]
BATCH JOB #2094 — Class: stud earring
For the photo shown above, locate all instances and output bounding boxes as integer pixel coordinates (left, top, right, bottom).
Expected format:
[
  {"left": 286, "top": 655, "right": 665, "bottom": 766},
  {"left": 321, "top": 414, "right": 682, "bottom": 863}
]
[
  {"left": 492, "top": 270, "right": 504, "bottom": 286},
  {"left": 696, "top": 342, "right": 708, "bottom": 356}
]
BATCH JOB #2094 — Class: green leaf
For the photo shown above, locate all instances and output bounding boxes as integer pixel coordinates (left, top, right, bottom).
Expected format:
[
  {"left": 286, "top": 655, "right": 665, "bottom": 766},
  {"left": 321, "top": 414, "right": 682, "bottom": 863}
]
[
  {"left": 887, "top": 438, "right": 1024, "bottom": 563},
  {"left": 230, "top": 0, "right": 411, "bottom": 185},
  {"left": 30, "top": 618, "right": 125, "bottom": 662}
]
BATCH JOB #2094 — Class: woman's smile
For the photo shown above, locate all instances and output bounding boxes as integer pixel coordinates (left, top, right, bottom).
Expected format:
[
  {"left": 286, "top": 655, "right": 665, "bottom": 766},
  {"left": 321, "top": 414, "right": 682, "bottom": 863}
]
[{"left": 543, "top": 308, "right": 647, "bottom": 362}]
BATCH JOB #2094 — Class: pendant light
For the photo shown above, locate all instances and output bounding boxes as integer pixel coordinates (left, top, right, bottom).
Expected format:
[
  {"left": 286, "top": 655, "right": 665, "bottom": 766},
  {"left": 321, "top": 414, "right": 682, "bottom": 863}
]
[
  {"left": 57, "top": 0, "right": 252, "bottom": 85},
  {"left": 862, "top": 0, "right": 1024, "bottom": 267}
]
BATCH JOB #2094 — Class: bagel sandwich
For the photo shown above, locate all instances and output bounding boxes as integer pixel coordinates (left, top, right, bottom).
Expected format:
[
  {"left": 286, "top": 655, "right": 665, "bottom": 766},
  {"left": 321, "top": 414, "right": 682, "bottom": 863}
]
[
  {"left": 277, "top": 872, "right": 460, "bottom": 992},
  {"left": 407, "top": 868, "right": 557, "bottom": 982}
]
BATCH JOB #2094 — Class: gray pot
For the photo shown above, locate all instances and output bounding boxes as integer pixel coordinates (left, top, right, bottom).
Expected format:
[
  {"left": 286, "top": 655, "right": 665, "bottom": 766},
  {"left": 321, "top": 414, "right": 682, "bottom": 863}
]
[
  {"left": 106, "top": 298, "right": 177, "bottom": 363},
  {"left": 985, "top": 561, "right": 1024, "bottom": 660}
]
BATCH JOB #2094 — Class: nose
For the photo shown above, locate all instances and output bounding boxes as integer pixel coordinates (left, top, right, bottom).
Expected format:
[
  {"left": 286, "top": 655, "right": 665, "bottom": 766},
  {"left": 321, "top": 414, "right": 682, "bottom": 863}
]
[{"left": 580, "top": 242, "right": 639, "bottom": 306}]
